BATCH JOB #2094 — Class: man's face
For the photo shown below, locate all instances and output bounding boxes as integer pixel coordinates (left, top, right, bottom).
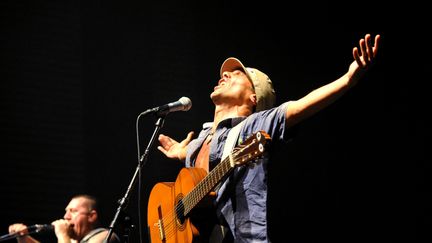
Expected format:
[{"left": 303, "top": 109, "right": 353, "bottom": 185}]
[
  {"left": 211, "top": 69, "right": 255, "bottom": 106},
  {"left": 63, "top": 197, "right": 94, "bottom": 240}
]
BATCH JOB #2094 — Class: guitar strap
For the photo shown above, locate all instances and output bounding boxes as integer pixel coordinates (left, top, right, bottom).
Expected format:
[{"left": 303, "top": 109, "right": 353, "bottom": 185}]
[
  {"left": 212, "top": 119, "right": 246, "bottom": 195},
  {"left": 222, "top": 119, "right": 246, "bottom": 160},
  {"left": 209, "top": 119, "right": 246, "bottom": 241}
]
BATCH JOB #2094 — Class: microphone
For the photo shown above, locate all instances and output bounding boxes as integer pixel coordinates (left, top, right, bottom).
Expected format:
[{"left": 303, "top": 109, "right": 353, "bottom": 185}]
[
  {"left": 147, "top": 97, "right": 192, "bottom": 116},
  {"left": 27, "top": 224, "right": 54, "bottom": 233}
]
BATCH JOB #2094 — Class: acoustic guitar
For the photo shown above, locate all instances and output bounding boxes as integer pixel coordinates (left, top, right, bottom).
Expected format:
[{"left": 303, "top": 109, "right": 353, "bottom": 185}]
[{"left": 147, "top": 130, "right": 270, "bottom": 243}]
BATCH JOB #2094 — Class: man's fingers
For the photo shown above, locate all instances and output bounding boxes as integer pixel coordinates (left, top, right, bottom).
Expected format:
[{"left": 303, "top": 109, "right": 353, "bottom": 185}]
[
  {"left": 359, "top": 38, "right": 369, "bottom": 65},
  {"left": 366, "top": 34, "right": 373, "bottom": 62},
  {"left": 373, "top": 34, "right": 380, "bottom": 57},
  {"left": 353, "top": 47, "right": 363, "bottom": 68},
  {"left": 186, "top": 131, "right": 194, "bottom": 141},
  {"left": 157, "top": 146, "right": 167, "bottom": 155},
  {"left": 180, "top": 131, "right": 194, "bottom": 145},
  {"left": 159, "top": 134, "right": 177, "bottom": 146}
]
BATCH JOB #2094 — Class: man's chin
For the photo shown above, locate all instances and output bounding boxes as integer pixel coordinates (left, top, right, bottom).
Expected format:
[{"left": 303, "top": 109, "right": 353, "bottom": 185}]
[
  {"left": 69, "top": 228, "right": 78, "bottom": 240},
  {"left": 210, "top": 92, "right": 223, "bottom": 103},
  {"left": 210, "top": 92, "right": 217, "bottom": 100}
]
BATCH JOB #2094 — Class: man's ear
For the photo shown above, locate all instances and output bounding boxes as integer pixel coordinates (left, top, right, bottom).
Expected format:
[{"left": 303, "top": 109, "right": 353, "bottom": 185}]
[
  {"left": 88, "top": 210, "right": 98, "bottom": 223},
  {"left": 249, "top": 94, "right": 257, "bottom": 106}
]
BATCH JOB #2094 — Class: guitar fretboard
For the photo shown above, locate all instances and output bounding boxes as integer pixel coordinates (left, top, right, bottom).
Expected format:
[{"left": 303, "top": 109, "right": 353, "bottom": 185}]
[{"left": 181, "top": 154, "right": 233, "bottom": 215}]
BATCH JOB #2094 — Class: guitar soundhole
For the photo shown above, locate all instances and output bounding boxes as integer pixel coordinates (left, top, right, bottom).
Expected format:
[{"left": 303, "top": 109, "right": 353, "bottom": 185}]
[{"left": 175, "top": 200, "right": 186, "bottom": 225}]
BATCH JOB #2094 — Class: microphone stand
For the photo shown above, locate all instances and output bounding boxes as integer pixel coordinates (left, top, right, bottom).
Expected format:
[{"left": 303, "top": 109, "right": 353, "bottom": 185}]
[
  {"left": 105, "top": 111, "right": 165, "bottom": 243},
  {"left": 0, "top": 226, "right": 50, "bottom": 242},
  {"left": 0, "top": 232, "right": 21, "bottom": 242}
]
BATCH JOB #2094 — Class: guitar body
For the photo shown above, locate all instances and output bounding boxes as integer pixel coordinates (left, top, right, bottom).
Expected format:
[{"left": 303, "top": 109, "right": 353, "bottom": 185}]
[{"left": 148, "top": 167, "right": 208, "bottom": 243}]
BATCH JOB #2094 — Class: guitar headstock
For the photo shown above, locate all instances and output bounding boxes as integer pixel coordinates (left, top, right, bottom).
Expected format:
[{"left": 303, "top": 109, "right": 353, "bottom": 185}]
[{"left": 232, "top": 130, "right": 271, "bottom": 166}]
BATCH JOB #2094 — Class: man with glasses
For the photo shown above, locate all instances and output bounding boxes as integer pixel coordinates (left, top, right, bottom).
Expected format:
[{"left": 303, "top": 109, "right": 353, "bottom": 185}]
[{"left": 8, "top": 194, "right": 120, "bottom": 243}]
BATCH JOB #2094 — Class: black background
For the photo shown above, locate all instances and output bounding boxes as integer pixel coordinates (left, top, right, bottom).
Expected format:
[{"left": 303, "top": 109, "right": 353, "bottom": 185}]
[{"left": 0, "top": 0, "right": 430, "bottom": 242}]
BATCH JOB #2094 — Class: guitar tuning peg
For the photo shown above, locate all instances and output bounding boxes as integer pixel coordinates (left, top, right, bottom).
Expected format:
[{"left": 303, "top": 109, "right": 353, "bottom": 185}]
[{"left": 256, "top": 132, "right": 262, "bottom": 140}]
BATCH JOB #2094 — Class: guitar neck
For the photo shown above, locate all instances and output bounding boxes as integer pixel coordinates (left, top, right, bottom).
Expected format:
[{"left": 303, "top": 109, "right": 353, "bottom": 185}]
[
  {"left": 181, "top": 155, "right": 233, "bottom": 215},
  {"left": 180, "top": 130, "right": 269, "bottom": 217}
]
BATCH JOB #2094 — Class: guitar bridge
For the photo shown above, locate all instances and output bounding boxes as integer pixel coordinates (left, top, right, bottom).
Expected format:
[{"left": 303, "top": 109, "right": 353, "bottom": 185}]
[{"left": 157, "top": 205, "right": 166, "bottom": 241}]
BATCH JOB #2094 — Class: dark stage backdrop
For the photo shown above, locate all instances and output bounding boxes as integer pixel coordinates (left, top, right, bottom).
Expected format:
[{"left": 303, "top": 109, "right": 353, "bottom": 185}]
[{"left": 0, "top": 1, "right": 430, "bottom": 242}]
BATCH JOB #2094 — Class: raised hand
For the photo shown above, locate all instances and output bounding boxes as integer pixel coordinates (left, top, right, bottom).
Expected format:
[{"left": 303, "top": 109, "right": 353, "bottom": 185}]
[
  {"left": 158, "top": 131, "right": 194, "bottom": 160},
  {"left": 348, "top": 33, "right": 381, "bottom": 82}
]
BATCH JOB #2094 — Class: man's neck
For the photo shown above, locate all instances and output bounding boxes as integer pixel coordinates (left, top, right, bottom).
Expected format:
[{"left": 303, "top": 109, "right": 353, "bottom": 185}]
[{"left": 212, "top": 104, "right": 251, "bottom": 131}]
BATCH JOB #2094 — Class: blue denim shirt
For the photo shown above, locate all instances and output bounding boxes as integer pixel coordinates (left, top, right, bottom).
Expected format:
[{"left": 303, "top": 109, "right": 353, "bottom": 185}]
[{"left": 185, "top": 102, "right": 290, "bottom": 242}]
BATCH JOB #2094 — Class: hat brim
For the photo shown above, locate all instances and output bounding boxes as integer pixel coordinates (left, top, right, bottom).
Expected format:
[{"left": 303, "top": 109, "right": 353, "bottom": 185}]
[{"left": 220, "top": 57, "right": 253, "bottom": 83}]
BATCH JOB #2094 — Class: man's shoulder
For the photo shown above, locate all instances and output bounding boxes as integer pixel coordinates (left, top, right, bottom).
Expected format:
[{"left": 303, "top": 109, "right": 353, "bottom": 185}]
[{"left": 81, "top": 228, "right": 121, "bottom": 243}]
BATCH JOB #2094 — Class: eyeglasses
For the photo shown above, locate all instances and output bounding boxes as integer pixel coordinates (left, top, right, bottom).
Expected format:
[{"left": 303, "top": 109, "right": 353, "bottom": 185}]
[{"left": 65, "top": 209, "right": 91, "bottom": 217}]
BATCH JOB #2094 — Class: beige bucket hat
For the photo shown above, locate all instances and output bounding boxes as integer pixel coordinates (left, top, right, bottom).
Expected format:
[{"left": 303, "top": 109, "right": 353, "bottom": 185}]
[{"left": 220, "top": 57, "right": 276, "bottom": 112}]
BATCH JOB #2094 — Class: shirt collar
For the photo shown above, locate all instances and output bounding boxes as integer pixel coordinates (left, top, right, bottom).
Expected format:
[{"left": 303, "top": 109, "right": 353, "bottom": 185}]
[{"left": 203, "top": 116, "right": 247, "bottom": 132}]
